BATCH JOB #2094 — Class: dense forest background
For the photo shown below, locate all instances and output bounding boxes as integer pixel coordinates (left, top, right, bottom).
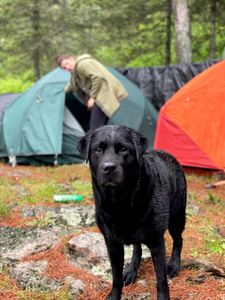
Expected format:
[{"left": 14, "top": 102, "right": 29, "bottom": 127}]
[{"left": 0, "top": 0, "right": 225, "bottom": 92}]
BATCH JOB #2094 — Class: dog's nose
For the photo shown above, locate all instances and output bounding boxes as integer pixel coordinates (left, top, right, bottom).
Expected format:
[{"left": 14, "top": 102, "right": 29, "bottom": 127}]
[{"left": 102, "top": 162, "right": 117, "bottom": 174}]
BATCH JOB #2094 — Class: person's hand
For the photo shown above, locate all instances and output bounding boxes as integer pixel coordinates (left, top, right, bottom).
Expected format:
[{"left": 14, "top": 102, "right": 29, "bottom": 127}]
[{"left": 87, "top": 97, "right": 95, "bottom": 109}]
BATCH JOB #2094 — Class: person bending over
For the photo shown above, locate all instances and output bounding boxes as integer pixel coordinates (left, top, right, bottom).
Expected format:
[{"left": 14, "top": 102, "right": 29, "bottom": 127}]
[{"left": 55, "top": 53, "right": 128, "bottom": 130}]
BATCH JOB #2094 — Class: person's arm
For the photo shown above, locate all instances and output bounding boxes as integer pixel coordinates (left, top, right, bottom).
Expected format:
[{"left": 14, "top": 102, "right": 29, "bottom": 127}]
[
  {"left": 76, "top": 61, "right": 103, "bottom": 100},
  {"left": 88, "top": 74, "right": 102, "bottom": 99}
]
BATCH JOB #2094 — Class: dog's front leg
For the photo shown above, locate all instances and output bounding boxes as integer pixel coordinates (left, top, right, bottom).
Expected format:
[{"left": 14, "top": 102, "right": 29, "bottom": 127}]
[
  {"left": 104, "top": 237, "right": 124, "bottom": 300},
  {"left": 123, "top": 243, "right": 142, "bottom": 285},
  {"left": 146, "top": 237, "right": 170, "bottom": 300}
]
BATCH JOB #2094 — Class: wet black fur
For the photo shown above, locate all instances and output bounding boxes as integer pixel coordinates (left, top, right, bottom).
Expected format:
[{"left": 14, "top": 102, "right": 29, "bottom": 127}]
[{"left": 78, "top": 125, "right": 186, "bottom": 300}]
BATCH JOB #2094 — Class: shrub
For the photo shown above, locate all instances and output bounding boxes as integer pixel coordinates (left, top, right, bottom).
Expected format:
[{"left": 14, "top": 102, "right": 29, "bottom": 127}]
[{"left": 0, "top": 71, "right": 34, "bottom": 93}]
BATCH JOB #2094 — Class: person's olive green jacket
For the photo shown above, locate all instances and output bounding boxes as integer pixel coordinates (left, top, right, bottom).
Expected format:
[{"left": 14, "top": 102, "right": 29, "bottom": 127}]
[{"left": 65, "top": 54, "right": 128, "bottom": 118}]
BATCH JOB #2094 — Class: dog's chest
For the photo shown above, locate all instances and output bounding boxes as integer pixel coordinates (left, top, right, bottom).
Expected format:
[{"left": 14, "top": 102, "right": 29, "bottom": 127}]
[{"left": 97, "top": 208, "right": 152, "bottom": 245}]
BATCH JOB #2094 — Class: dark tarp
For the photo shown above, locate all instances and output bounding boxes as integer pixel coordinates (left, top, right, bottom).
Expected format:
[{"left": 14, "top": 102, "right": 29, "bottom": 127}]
[{"left": 117, "top": 60, "right": 219, "bottom": 111}]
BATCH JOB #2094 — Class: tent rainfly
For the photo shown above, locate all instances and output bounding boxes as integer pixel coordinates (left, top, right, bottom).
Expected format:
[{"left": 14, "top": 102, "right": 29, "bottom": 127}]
[
  {"left": 154, "top": 60, "right": 225, "bottom": 170},
  {"left": 0, "top": 67, "right": 158, "bottom": 166}
]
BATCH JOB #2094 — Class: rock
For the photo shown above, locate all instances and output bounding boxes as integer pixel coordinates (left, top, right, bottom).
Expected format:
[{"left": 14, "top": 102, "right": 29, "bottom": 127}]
[
  {"left": 68, "top": 232, "right": 107, "bottom": 258},
  {"left": 0, "top": 207, "right": 151, "bottom": 298},
  {"left": 1, "top": 227, "right": 61, "bottom": 262},
  {"left": 64, "top": 276, "right": 85, "bottom": 297},
  {"left": 11, "top": 260, "right": 61, "bottom": 291},
  {"left": 68, "top": 232, "right": 151, "bottom": 281},
  {"left": 59, "top": 206, "right": 95, "bottom": 227},
  {"left": 21, "top": 205, "right": 96, "bottom": 228},
  {"left": 22, "top": 206, "right": 48, "bottom": 218},
  {"left": 68, "top": 232, "right": 111, "bottom": 280}
]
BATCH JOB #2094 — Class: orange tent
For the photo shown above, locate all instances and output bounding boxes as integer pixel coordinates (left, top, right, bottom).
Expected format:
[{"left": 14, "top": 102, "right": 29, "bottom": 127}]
[{"left": 154, "top": 60, "right": 225, "bottom": 170}]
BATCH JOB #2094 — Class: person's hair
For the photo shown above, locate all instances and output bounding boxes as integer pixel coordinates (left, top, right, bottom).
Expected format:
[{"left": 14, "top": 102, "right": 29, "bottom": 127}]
[{"left": 54, "top": 54, "right": 75, "bottom": 66}]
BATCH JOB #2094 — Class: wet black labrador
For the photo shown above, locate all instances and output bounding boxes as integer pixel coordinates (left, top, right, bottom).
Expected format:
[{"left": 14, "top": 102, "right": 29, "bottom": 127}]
[{"left": 78, "top": 125, "right": 186, "bottom": 300}]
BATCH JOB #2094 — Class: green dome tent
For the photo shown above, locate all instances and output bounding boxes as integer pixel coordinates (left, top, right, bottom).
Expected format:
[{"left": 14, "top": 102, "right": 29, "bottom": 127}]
[{"left": 0, "top": 67, "right": 157, "bottom": 166}]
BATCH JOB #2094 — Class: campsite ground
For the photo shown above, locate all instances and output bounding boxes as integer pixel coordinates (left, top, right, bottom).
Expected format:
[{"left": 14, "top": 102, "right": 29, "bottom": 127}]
[{"left": 0, "top": 162, "right": 224, "bottom": 300}]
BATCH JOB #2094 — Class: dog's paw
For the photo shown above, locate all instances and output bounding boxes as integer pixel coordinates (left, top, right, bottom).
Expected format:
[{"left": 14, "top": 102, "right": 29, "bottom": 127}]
[
  {"left": 167, "top": 262, "right": 180, "bottom": 278},
  {"left": 106, "top": 293, "right": 121, "bottom": 300},
  {"left": 106, "top": 296, "right": 119, "bottom": 300},
  {"left": 106, "top": 288, "right": 122, "bottom": 300},
  {"left": 123, "top": 266, "right": 138, "bottom": 285}
]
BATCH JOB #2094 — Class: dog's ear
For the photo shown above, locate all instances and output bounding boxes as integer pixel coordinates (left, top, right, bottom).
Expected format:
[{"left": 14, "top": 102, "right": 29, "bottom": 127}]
[
  {"left": 77, "top": 130, "right": 93, "bottom": 163},
  {"left": 130, "top": 129, "right": 148, "bottom": 161}
]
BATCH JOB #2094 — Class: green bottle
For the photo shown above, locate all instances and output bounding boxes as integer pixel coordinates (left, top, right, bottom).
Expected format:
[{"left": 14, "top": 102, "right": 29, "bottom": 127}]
[{"left": 53, "top": 194, "right": 83, "bottom": 203}]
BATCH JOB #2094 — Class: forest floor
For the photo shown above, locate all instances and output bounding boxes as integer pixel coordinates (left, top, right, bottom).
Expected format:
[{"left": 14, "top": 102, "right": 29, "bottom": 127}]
[{"left": 0, "top": 162, "right": 224, "bottom": 300}]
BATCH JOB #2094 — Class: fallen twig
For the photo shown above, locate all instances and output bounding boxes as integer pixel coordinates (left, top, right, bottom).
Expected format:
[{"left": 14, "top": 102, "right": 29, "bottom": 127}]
[
  {"left": 181, "top": 259, "right": 225, "bottom": 277},
  {"left": 205, "top": 180, "right": 225, "bottom": 189}
]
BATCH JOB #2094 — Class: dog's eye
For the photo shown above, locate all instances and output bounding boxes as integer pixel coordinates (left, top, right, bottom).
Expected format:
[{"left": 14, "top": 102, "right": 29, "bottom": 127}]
[
  {"left": 119, "top": 146, "right": 127, "bottom": 153},
  {"left": 95, "top": 147, "right": 103, "bottom": 153}
]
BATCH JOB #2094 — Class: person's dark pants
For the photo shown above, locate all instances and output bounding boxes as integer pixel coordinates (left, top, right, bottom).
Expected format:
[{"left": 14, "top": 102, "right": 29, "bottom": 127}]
[{"left": 89, "top": 104, "right": 109, "bottom": 130}]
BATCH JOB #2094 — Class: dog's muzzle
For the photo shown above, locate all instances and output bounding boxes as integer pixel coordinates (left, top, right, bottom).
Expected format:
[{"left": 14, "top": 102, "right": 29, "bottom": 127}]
[
  {"left": 98, "top": 161, "right": 123, "bottom": 187},
  {"left": 102, "top": 162, "right": 117, "bottom": 174}
]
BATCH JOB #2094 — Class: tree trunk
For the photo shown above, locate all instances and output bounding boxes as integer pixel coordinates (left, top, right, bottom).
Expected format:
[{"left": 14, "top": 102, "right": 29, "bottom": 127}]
[
  {"left": 60, "top": 0, "right": 69, "bottom": 52},
  {"left": 32, "top": 2, "right": 41, "bottom": 80},
  {"left": 210, "top": 0, "right": 217, "bottom": 59},
  {"left": 172, "top": 0, "right": 192, "bottom": 63},
  {"left": 165, "top": 0, "right": 172, "bottom": 65}
]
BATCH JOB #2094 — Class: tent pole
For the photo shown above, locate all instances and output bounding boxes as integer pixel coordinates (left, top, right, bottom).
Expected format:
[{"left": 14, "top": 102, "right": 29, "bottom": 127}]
[
  {"left": 54, "top": 154, "right": 58, "bottom": 166},
  {"left": 9, "top": 155, "right": 17, "bottom": 167}
]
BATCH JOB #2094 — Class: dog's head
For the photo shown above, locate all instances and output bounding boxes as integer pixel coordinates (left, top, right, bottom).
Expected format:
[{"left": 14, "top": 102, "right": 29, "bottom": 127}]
[{"left": 78, "top": 125, "right": 148, "bottom": 187}]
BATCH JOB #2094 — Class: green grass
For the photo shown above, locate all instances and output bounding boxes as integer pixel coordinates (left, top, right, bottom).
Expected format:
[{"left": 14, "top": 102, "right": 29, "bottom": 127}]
[
  {"left": 17, "top": 181, "right": 59, "bottom": 205},
  {"left": 206, "top": 238, "right": 225, "bottom": 256},
  {"left": 0, "top": 199, "right": 10, "bottom": 217},
  {"left": 0, "top": 165, "right": 93, "bottom": 217},
  {"left": 71, "top": 180, "right": 92, "bottom": 198},
  {"left": 186, "top": 173, "right": 212, "bottom": 184},
  {"left": 205, "top": 192, "right": 224, "bottom": 206},
  {"left": 0, "top": 178, "right": 16, "bottom": 217}
]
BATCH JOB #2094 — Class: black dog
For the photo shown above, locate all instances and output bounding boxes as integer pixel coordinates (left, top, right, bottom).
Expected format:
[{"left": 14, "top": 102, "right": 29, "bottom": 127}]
[{"left": 78, "top": 125, "right": 186, "bottom": 300}]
